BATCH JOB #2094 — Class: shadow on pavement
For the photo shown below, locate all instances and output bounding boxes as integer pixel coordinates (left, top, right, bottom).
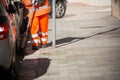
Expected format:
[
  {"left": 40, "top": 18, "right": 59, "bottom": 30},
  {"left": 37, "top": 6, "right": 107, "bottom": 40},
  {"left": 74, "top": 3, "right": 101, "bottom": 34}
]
[
  {"left": 47, "top": 27, "right": 120, "bottom": 48},
  {"left": 17, "top": 58, "right": 51, "bottom": 80},
  {"left": 47, "top": 37, "right": 85, "bottom": 47}
]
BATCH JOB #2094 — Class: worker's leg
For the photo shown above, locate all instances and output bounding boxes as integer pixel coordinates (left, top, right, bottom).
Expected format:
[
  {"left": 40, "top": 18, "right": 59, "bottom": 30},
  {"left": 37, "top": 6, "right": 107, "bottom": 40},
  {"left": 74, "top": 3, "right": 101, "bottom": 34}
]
[
  {"left": 38, "top": 13, "right": 49, "bottom": 46},
  {"left": 30, "top": 16, "right": 39, "bottom": 49}
]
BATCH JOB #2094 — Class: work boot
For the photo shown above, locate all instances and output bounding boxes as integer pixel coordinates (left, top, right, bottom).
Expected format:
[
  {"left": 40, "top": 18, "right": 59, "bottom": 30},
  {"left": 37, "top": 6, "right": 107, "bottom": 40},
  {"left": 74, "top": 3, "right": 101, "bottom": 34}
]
[
  {"left": 38, "top": 43, "right": 41, "bottom": 48},
  {"left": 40, "top": 44, "right": 47, "bottom": 48},
  {"left": 32, "top": 46, "right": 39, "bottom": 50}
]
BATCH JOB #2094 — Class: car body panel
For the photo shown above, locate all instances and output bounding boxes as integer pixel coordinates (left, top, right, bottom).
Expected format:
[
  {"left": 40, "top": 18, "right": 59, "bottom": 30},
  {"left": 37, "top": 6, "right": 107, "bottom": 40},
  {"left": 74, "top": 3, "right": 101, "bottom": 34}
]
[
  {"left": 0, "top": 0, "right": 18, "bottom": 72},
  {"left": 0, "top": 39, "right": 11, "bottom": 70}
]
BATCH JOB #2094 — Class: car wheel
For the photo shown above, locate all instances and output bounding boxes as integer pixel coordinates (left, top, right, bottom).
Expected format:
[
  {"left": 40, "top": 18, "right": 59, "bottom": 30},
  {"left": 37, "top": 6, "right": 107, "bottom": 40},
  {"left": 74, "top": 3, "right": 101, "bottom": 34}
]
[{"left": 55, "top": 0, "right": 66, "bottom": 18}]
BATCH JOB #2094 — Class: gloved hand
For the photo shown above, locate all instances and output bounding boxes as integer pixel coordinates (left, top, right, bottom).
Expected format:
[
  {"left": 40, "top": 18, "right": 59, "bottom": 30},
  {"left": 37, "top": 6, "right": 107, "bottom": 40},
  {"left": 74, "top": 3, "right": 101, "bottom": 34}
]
[
  {"left": 32, "top": 0, "right": 38, "bottom": 6},
  {"left": 38, "top": 0, "right": 45, "bottom": 5},
  {"left": 32, "top": 0, "right": 45, "bottom": 6}
]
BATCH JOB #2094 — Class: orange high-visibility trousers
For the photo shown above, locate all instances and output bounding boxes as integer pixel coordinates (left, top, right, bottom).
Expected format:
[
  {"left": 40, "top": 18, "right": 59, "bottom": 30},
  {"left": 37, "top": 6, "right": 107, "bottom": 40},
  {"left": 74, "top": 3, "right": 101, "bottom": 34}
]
[
  {"left": 22, "top": 0, "right": 51, "bottom": 47},
  {"left": 30, "top": 13, "right": 49, "bottom": 47}
]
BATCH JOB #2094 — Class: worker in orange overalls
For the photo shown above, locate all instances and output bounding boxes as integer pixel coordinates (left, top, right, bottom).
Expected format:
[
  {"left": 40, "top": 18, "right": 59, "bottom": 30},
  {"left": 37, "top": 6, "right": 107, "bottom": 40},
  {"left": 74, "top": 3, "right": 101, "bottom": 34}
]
[{"left": 22, "top": 0, "right": 51, "bottom": 50}]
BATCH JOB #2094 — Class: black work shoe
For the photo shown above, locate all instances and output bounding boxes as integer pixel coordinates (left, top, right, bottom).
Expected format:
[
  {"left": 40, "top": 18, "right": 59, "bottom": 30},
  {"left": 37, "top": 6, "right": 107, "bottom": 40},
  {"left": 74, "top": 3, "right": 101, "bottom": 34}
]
[
  {"left": 38, "top": 43, "right": 41, "bottom": 48},
  {"left": 32, "top": 46, "right": 39, "bottom": 50}
]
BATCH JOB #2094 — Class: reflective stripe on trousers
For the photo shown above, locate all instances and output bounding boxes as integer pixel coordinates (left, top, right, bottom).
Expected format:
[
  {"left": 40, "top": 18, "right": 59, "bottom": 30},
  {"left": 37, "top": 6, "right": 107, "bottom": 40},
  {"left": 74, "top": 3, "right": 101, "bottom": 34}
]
[
  {"left": 31, "top": 33, "right": 39, "bottom": 46},
  {"left": 30, "top": 13, "right": 49, "bottom": 46},
  {"left": 38, "top": 32, "right": 48, "bottom": 45}
]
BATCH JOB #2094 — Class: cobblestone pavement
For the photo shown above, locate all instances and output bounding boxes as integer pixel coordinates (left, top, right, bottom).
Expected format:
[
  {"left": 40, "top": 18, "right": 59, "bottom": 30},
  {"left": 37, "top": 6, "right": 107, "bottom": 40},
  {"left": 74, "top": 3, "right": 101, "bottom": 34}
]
[{"left": 17, "top": 2, "right": 120, "bottom": 80}]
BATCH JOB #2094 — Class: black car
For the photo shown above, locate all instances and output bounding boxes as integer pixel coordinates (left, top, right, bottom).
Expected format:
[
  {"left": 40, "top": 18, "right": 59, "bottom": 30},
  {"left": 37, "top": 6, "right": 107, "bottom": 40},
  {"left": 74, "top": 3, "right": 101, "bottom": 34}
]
[{"left": 49, "top": 0, "right": 67, "bottom": 18}]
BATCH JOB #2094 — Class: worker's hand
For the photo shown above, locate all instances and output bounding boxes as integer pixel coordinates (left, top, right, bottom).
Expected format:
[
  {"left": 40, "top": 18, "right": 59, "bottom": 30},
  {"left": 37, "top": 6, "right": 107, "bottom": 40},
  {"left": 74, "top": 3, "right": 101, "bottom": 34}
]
[
  {"left": 32, "top": 0, "right": 45, "bottom": 6},
  {"left": 32, "top": 0, "right": 38, "bottom": 6}
]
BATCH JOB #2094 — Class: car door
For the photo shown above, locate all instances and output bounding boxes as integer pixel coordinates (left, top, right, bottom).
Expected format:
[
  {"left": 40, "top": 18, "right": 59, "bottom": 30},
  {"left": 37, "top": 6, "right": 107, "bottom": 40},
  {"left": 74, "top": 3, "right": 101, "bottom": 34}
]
[{"left": 0, "top": 0, "right": 17, "bottom": 72}]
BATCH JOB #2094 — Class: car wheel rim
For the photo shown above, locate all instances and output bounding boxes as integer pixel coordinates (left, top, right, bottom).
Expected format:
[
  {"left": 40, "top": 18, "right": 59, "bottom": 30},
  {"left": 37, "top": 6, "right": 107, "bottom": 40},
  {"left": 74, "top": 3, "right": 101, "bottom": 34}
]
[{"left": 56, "top": 1, "right": 65, "bottom": 17}]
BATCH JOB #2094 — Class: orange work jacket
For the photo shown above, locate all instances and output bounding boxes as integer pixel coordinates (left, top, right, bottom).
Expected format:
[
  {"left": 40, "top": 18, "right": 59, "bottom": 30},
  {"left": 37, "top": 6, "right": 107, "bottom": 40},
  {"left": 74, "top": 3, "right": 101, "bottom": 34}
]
[{"left": 22, "top": 0, "right": 51, "bottom": 17}]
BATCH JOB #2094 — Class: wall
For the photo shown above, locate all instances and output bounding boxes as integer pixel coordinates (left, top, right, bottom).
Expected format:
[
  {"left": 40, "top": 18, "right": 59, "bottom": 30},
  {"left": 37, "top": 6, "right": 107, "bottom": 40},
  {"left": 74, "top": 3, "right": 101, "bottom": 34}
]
[
  {"left": 68, "top": 0, "right": 111, "bottom": 6},
  {"left": 111, "top": 0, "right": 120, "bottom": 20},
  {"left": 67, "top": 0, "right": 120, "bottom": 20}
]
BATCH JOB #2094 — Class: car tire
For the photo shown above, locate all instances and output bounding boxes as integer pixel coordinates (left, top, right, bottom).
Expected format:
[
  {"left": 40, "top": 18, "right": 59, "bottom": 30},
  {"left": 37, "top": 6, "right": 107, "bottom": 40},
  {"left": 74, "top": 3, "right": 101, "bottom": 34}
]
[
  {"left": 55, "top": 0, "right": 66, "bottom": 18},
  {"left": 49, "top": 0, "right": 66, "bottom": 18}
]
